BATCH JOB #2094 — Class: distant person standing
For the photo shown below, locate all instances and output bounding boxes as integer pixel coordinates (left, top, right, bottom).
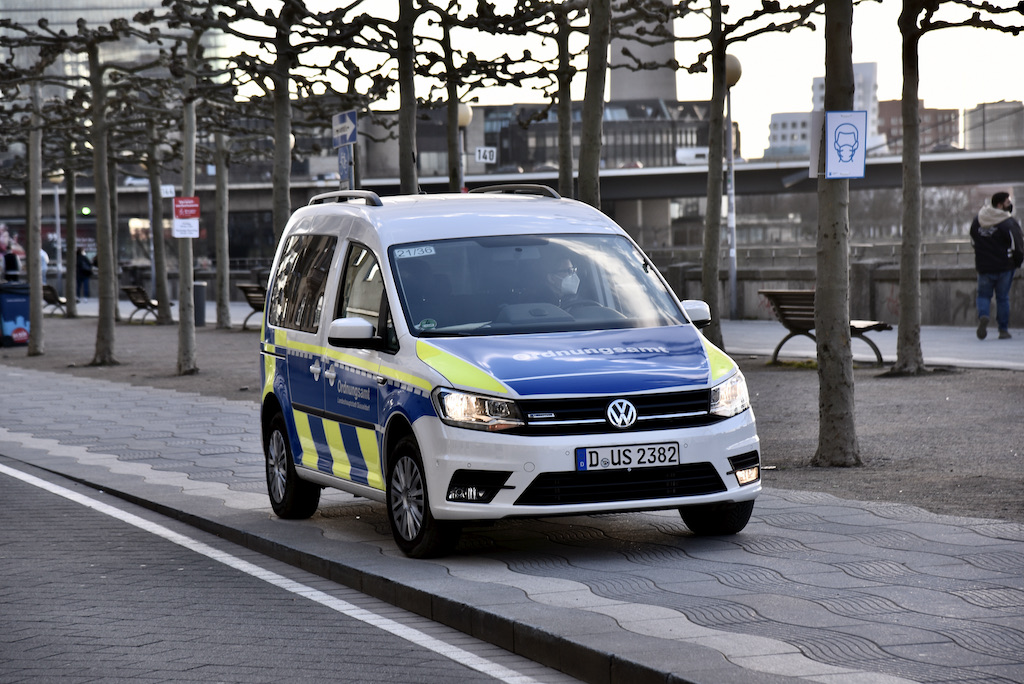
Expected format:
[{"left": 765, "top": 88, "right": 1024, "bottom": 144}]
[
  {"left": 3, "top": 244, "right": 20, "bottom": 282},
  {"left": 970, "top": 191, "right": 1023, "bottom": 340},
  {"left": 76, "top": 247, "right": 93, "bottom": 301},
  {"left": 39, "top": 248, "right": 49, "bottom": 280}
]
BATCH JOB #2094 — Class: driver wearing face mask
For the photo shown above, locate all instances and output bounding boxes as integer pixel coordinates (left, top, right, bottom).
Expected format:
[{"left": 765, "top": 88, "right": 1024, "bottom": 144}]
[{"left": 544, "top": 257, "right": 581, "bottom": 307}]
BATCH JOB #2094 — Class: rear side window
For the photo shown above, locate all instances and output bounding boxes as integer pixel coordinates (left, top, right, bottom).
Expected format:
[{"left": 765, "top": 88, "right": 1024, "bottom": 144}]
[{"left": 267, "top": 234, "right": 337, "bottom": 332}]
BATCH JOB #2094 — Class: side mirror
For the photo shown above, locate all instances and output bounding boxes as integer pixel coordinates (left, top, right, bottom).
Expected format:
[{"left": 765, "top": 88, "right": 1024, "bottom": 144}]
[
  {"left": 681, "top": 300, "right": 712, "bottom": 329},
  {"left": 327, "top": 317, "right": 383, "bottom": 348}
]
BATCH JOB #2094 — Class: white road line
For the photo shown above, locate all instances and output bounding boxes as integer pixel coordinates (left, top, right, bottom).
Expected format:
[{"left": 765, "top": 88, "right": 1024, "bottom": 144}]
[{"left": 0, "top": 463, "right": 542, "bottom": 684}]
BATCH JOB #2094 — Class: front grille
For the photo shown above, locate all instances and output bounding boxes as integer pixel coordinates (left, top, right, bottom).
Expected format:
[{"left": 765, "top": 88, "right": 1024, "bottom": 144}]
[
  {"left": 512, "top": 389, "right": 720, "bottom": 436},
  {"left": 514, "top": 463, "right": 726, "bottom": 506}
]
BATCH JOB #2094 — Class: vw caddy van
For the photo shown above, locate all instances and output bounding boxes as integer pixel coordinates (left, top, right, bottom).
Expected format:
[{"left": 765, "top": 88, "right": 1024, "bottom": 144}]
[{"left": 260, "top": 185, "right": 760, "bottom": 557}]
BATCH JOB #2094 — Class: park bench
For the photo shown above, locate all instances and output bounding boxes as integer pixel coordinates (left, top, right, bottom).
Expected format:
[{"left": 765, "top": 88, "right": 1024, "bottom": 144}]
[
  {"left": 42, "top": 284, "right": 66, "bottom": 315},
  {"left": 236, "top": 283, "right": 266, "bottom": 330},
  {"left": 121, "top": 285, "right": 162, "bottom": 324},
  {"left": 758, "top": 289, "right": 892, "bottom": 365}
]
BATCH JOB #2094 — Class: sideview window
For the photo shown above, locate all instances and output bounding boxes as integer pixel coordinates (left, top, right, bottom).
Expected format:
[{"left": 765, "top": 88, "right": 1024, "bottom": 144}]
[
  {"left": 266, "top": 234, "right": 337, "bottom": 332},
  {"left": 337, "top": 243, "right": 384, "bottom": 331}
]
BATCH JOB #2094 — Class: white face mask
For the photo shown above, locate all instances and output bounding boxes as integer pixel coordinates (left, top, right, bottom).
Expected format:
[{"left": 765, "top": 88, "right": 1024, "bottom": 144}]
[{"left": 561, "top": 271, "right": 580, "bottom": 296}]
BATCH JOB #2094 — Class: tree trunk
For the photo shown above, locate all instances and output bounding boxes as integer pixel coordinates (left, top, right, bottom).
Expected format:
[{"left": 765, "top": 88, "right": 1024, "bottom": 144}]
[
  {"left": 556, "top": 12, "right": 575, "bottom": 198},
  {"left": 271, "top": 13, "right": 294, "bottom": 245},
  {"left": 893, "top": 1, "right": 926, "bottom": 374},
  {"left": 397, "top": 0, "right": 419, "bottom": 195},
  {"left": 106, "top": 153, "right": 121, "bottom": 322},
  {"left": 812, "top": 0, "right": 860, "bottom": 467},
  {"left": 578, "top": 0, "right": 610, "bottom": 209},
  {"left": 64, "top": 164, "right": 78, "bottom": 318},
  {"left": 443, "top": 25, "right": 462, "bottom": 193},
  {"left": 700, "top": 0, "right": 726, "bottom": 348},
  {"left": 88, "top": 44, "right": 117, "bottom": 366},
  {"left": 148, "top": 121, "right": 172, "bottom": 325},
  {"left": 214, "top": 132, "right": 231, "bottom": 329},
  {"left": 27, "top": 82, "right": 43, "bottom": 356},
  {"left": 177, "top": 33, "right": 199, "bottom": 376}
]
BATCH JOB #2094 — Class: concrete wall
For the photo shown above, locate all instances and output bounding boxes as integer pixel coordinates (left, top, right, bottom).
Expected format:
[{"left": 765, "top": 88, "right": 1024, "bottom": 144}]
[{"left": 665, "top": 262, "right": 1024, "bottom": 327}]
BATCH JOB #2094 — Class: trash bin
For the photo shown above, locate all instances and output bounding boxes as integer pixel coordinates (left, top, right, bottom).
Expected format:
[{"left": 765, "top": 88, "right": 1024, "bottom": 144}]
[
  {"left": 0, "top": 282, "right": 30, "bottom": 347},
  {"left": 194, "top": 281, "right": 207, "bottom": 327}
]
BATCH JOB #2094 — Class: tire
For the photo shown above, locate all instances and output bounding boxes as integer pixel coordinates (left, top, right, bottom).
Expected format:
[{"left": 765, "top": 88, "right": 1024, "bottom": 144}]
[
  {"left": 679, "top": 499, "right": 754, "bottom": 536},
  {"left": 264, "top": 412, "right": 320, "bottom": 519},
  {"left": 386, "top": 436, "right": 460, "bottom": 558}
]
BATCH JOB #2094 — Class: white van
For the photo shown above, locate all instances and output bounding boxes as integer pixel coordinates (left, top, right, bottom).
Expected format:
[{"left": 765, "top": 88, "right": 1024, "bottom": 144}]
[{"left": 260, "top": 185, "right": 760, "bottom": 557}]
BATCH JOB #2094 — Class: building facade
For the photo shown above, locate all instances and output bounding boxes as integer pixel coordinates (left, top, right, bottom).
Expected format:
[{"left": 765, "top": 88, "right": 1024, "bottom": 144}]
[
  {"left": 965, "top": 101, "right": 1024, "bottom": 151},
  {"left": 877, "top": 100, "right": 959, "bottom": 154}
]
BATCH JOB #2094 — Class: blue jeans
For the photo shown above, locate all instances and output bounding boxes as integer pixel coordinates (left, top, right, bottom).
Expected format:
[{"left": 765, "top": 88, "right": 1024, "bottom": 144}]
[{"left": 977, "top": 270, "right": 1015, "bottom": 331}]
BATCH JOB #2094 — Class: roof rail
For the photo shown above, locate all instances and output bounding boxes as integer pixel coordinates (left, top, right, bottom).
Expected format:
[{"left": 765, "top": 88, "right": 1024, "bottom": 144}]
[
  {"left": 468, "top": 184, "right": 561, "bottom": 199},
  {"left": 308, "top": 190, "right": 383, "bottom": 207}
]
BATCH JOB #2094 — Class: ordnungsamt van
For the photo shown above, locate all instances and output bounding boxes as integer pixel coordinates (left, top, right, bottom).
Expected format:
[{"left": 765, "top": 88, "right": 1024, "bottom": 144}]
[{"left": 260, "top": 185, "right": 760, "bottom": 557}]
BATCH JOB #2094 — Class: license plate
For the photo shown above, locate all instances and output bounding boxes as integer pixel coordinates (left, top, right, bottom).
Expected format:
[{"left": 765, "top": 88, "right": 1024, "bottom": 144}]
[{"left": 575, "top": 442, "right": 679, "bottom": 471}]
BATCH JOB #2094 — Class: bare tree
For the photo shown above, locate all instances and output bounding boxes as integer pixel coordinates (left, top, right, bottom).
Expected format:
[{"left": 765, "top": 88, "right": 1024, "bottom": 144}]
[
  {"left": 891, "top": 0, "right": 1023, "bottom": 375},
  {"left": 652, "top": 0, "right": 822, "bottom": 347},
  {"left": 812, "top": 0, "right": 859, "bottom": 467},
  {"left": 578, "top": 0, "right": 611, "bottom": 208}
]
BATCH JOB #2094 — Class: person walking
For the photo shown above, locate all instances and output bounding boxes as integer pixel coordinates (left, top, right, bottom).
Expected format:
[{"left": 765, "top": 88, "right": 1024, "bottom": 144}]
[{"left": 970, "top": 191, "right": 1024, "bottom": 340}]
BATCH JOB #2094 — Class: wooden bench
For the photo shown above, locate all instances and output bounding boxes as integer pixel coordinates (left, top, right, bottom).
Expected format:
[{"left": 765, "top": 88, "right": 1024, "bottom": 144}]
[
  {"left": 121, "top": 285, "right": 161, "bottom": 323},
  {"left": 236, "top": 283, "right": 266, "bottom": 330},
  {"left": 758, "top": 289, "right": 892, "bottom": 365},
  {"left": 42, "top": 284, "right": 66, "bottom": 315}
]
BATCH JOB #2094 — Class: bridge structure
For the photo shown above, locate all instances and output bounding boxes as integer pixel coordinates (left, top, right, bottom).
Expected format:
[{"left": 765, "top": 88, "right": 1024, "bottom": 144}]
[{"left": 0, "top": 148, "right": 1021, "bottom": 260}]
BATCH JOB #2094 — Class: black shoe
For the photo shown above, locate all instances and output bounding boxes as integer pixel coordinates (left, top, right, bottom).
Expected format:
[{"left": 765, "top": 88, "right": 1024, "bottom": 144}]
[
  {"left": 977, "top": 315, "right": 989, "bottom": 339},
  {"left": 999, "top": 329, "right": 1012, "bottom": 339}
]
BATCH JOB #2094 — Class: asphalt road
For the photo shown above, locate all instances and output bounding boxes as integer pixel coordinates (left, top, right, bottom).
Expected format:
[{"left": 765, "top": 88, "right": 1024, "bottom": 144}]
[{"left": 0, "top": 461, "right": 581, "bottom": 684}]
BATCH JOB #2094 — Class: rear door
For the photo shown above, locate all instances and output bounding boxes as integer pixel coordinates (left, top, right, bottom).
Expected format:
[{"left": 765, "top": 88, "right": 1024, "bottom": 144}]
[{"left": 266, "top": 232, "right": 339, "bottom": 472}]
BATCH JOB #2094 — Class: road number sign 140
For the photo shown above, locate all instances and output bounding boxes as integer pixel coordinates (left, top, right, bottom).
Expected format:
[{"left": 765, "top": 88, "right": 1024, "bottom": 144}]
[{"left": 475, "top": 146, "right": 497, "bottom": 164}]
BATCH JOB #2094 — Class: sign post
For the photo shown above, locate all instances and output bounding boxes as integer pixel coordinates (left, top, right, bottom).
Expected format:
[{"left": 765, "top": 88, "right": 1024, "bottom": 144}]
[{"left": 333, "top": 110, "right": 358, "bottom": 190}]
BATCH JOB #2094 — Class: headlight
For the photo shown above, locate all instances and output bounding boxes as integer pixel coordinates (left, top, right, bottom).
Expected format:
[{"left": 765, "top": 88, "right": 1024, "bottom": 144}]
[
  {"left": 433, "top": 388, "right": 524, "bottom": 431},
  {"left": 710, "top": 371, "right": 750, "bottom": 418}
]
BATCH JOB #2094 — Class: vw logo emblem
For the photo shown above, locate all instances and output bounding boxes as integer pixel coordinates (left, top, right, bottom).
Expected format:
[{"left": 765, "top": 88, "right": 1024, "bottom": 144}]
[{"left": 606, "top": 399, "right": 637, "bottom": 429}]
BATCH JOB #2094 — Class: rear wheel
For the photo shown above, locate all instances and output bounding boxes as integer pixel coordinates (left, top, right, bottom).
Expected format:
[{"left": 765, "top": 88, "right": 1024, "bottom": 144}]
[
  {"left": 386, "top": 436, "right": 459, "bottom": 558},
  {"left": 679, "top": 500, "right": 754, "bottom": 536},
  {"left": 265, "top": 412, "right": 320, "bottom": 519}
]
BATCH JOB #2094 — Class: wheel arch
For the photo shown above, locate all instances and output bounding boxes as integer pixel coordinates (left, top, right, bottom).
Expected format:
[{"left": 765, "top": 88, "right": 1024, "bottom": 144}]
[{"left": 381, "top": 412, "right": 416, "bottom": 477}]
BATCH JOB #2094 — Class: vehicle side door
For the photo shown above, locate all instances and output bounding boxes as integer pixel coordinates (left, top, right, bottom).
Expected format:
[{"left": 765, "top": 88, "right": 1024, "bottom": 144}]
[{"left": 319, "top": 242, "right": 395, "bottom": 491}]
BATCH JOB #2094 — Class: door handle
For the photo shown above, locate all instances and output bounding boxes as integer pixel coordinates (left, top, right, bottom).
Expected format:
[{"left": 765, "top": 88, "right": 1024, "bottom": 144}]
[
  {"left": 309, "top": 361, "right": 322, "bottom": 381},
  {"left": 324, "top": 367, "right": 337, "bottom": 386}
]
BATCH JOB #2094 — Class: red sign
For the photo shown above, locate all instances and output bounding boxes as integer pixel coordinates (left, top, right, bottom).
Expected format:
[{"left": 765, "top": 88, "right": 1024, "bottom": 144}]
[{"left": 173, "top": 197, "right": 200, "bottom": 220}]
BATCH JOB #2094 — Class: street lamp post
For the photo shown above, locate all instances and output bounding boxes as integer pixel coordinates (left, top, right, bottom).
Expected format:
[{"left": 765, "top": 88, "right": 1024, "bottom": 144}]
[
  {"left": 457, "top": 103, "right": 473, "bottom": 193},
  {"left": 48, "top": 170, "right": 64, "bottom": 294},
  {"left": 725, "top": 54, "right": 742, "bottom": 320}
]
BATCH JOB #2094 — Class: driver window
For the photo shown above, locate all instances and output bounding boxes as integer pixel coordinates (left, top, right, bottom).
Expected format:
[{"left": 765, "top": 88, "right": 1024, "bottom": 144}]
[{"left": 337, "top": 242, "right": 385, "bottom": 331}]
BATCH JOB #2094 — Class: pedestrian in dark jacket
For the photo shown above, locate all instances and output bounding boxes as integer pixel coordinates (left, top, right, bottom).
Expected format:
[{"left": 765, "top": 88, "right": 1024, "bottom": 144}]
[{"left": 970, "top": 191, "right": 1023, "bottom": 340}]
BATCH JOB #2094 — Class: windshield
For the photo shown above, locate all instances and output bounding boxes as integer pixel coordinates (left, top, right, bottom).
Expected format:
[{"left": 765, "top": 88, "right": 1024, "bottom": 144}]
[{"left": 389, "top": 234, "right": 687, "bottom": 336}]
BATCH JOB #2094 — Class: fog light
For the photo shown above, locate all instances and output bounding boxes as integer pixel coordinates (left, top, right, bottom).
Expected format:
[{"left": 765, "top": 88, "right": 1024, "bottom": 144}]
[
  {"left": 735, "top": 466, "right": 759, "bottom": 486},
  {"left": 448, "top": 486, "right": 488, "bottom": 502},
  {"left": 446, "top": 470, "right": 512, "bottom": 503}
]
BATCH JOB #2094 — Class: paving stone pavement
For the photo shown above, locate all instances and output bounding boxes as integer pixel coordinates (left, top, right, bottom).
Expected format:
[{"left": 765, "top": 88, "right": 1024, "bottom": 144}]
[{"left": 2, "top": 364, "right": 1023, "bottom": 684}]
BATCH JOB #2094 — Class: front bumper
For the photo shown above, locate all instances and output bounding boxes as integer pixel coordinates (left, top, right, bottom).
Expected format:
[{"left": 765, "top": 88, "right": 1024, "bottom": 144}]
[{"left": 413, "top": 409, "right": 761, "bottom": 521}]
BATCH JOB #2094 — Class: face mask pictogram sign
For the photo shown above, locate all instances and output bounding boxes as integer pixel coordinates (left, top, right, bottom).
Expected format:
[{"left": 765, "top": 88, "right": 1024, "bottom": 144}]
[{"left": 824, "top": 111, "right": 867, "bottom": 179}]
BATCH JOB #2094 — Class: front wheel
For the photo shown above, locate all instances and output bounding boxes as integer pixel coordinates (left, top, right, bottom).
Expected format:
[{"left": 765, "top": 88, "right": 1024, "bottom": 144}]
[
  {"left": 679, "top": 500, "right": 754, "bottom": 536},
  {"left": 264, "top": 412, "right": 320, "bottom": 519},
  {"left": 386, "top": 436, "right": 460, "bottom": 558}
]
